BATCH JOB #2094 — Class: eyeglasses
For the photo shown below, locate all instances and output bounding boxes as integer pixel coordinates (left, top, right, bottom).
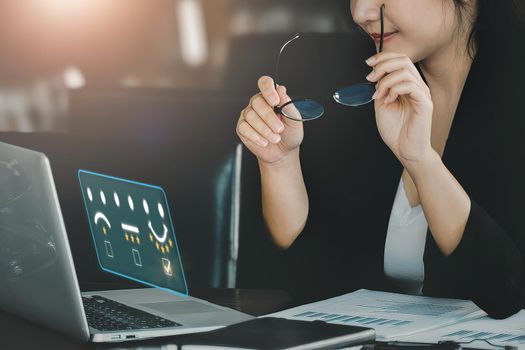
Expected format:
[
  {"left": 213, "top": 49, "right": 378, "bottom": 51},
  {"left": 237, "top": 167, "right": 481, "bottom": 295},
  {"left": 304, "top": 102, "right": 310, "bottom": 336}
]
[{"left": 274, "top": 4, "right": 385, "bottom": 122}]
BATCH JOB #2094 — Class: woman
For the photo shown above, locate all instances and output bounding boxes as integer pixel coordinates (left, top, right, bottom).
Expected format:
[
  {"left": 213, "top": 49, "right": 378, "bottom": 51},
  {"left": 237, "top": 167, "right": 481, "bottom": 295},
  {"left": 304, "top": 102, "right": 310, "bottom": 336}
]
[{"left": 236, "top": 0, "right": 525, "bottom": 318}]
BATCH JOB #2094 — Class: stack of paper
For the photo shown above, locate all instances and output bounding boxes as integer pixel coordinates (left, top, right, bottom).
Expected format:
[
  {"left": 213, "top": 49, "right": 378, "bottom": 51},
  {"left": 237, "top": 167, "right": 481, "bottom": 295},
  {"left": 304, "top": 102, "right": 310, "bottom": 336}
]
[
  {"left": 265, "top": 289, "right": 487, "bottom": 340},
  {"left": 397, "top": 310, "right": 525, "bottom": 349}
]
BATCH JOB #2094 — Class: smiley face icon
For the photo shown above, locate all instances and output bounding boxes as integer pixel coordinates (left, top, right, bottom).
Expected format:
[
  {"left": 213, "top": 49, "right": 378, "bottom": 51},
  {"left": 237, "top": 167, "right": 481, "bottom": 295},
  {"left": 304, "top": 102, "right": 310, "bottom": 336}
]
[{"left": 146, "top": 201, "right": 173, "bottom": 254}]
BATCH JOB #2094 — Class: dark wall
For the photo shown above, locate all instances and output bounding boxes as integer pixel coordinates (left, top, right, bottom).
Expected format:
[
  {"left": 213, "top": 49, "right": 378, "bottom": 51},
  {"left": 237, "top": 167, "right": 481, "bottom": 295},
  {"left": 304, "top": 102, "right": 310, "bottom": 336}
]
[{"left": 0, "top": 89, "right": 245, "bottom": 291}]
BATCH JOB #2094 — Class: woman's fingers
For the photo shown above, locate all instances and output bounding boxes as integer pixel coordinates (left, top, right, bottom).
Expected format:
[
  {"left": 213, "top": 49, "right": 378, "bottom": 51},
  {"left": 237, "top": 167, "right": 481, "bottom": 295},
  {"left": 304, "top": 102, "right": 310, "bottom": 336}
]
[
  {"left": 366, "top": 51, "right": 406, "bottom": 65},
  {"left": 258, "top": 76, "right": 280, "bottom": 107},
  {"left": 236, "top": 76, "right": 302, "bottom": 153},
  {"left": 276, "top": 84, "right": 290, "bottom": 102},
  {"left": 382, "top": 81, "right": 431, "bottom": 108},
  {"left": 250, "top": 94, "right": 284, "bottom": 134},
  {"left": 367, "top": 55, "right": 422, "bottom": 84},
  {"left": 275, "top": 85, "right": 303, "bottom": 127},
  {"left": 244, "top": 108, "right": 282, "bottom": 144},
  {"left": 237, "top": 116, "right": 270, "bottom": 148},
  {"left": 366, "top": 52, "right": 430, "bottom": 105},
  {"left": 237, "top": 77, "right": 293, "bottom": 150},
  {"left": 374, "top": 68, "right": 428, "bottom": 101}
]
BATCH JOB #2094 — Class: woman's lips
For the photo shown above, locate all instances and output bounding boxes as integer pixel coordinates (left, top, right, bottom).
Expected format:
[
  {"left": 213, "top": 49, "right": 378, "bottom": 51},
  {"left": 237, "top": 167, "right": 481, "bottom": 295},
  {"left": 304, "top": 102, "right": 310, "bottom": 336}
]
[{"left": 370, "top": 31, "right": 398, "bottom": 44}]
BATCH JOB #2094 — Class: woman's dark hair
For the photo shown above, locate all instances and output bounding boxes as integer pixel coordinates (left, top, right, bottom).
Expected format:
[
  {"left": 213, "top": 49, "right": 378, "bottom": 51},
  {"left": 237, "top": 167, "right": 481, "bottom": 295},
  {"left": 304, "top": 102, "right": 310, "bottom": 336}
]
[{"left": 453, "top": 0, "right": 525, "bottom": 58}]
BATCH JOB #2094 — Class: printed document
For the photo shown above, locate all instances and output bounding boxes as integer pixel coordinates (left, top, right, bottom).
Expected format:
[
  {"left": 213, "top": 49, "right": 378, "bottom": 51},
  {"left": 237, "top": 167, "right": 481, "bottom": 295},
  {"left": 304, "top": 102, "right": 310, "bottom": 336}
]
[
  {"left": 397, "top": 309, "right": 525, "bottom": 349},
  {"left": 265, "top": 289, "right": 486, "bottom": 340}
]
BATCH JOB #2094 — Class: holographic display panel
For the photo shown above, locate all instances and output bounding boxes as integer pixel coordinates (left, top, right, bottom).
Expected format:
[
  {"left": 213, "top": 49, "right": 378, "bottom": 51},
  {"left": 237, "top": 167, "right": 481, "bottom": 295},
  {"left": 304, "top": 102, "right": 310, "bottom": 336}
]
[{"left": 78, "top": 170, "right": 188, "bottom": 296}]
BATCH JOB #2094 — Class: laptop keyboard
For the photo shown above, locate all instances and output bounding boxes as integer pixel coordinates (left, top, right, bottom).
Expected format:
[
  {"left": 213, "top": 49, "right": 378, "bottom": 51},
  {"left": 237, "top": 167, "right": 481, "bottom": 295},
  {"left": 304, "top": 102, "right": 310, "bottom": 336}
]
[{"left": 82, "top": 295, "right": 182, "bottom": 331}]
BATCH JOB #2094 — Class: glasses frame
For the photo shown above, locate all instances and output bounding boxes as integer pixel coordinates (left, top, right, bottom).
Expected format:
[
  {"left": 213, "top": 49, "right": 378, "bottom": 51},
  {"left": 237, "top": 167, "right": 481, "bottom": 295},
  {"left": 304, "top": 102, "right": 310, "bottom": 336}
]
[{"left": 273, "top": 4, "right": 385, "bottom": 122}]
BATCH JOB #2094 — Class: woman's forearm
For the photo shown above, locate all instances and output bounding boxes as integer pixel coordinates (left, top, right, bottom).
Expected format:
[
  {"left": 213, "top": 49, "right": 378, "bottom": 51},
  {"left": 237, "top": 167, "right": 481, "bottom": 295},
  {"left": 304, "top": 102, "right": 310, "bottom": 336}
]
[
  {"left": 406, "top": 150, "right": 471, "bottom": 256},
  {"left": 259, "top": 148, "right": 308, "bottom": 249}
]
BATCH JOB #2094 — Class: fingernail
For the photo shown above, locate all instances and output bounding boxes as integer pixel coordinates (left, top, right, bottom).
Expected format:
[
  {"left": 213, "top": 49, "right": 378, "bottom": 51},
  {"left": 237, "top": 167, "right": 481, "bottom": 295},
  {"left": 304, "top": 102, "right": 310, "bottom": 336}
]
[
  {"left": 366, "top": 71, "right": 375, "bottom": 81},
  {"left": 270, "top": 134, "right": 281, "bottom": 144},
  {"left": 259, "top": 139, "right": 268, "bottom": 147},
  {"left": 372, "top": 90, "right": 378, "bottom": 99},
  {"left": 270, "top": 95, "right": 279, "bottom": 106},
  {"left": 366, "top": 56, "right": 377, "bottom": 65}
]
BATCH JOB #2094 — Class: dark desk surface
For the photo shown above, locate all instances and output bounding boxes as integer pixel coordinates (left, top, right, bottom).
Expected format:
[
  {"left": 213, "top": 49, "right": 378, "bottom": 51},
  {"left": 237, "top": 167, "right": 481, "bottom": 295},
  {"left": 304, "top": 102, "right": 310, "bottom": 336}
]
[{"left": 0, "top": 288, "right": 293, "bottom": 350}]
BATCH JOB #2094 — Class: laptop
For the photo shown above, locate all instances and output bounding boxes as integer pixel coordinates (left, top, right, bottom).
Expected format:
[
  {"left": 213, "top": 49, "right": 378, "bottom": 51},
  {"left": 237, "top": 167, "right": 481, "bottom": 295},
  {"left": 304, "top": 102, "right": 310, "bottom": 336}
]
[{"left": 0, "top": 141, "right": 253, "bottom": 342}]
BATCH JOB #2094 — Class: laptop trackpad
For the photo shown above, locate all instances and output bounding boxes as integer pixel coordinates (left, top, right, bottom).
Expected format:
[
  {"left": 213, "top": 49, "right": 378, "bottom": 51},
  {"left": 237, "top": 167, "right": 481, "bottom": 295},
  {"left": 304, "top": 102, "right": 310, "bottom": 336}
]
[{"left": 140, "top": 301, "right": 220, "bottom": 315}]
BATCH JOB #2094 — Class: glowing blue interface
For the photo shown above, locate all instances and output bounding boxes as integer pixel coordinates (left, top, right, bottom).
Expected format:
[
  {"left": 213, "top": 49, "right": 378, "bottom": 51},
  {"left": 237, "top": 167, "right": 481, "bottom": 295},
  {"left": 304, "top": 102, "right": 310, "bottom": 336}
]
[{"left": 78, "top": 170, "right": 188, "bottom": 296}]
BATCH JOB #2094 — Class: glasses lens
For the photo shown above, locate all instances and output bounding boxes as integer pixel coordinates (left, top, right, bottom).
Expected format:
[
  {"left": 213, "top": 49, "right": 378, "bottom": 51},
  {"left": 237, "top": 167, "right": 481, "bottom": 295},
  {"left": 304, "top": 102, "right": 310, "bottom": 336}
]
[
  {"left": 280, "top": 99, "right": 324, "bottom": 122},
  {"left": 333, "top": 83, "right": 375, "bottom": 107}
]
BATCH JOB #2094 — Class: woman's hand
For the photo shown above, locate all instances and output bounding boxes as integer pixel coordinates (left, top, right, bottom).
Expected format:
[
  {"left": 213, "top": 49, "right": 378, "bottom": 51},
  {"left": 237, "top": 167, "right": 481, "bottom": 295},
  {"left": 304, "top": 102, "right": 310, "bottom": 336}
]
[
  {"left": 236, "top": 76, "right": 304, "bottom": 166},
  {"left": 366, "top": 53, "right": 435, "bottom": 168}
]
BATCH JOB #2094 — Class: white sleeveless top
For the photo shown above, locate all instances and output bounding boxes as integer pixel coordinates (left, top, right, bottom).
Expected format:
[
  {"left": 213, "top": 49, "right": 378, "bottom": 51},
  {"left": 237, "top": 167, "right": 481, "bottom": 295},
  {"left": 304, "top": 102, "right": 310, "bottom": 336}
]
[{"left": 384, "top": 176, "right": 428, "bottom": 295}]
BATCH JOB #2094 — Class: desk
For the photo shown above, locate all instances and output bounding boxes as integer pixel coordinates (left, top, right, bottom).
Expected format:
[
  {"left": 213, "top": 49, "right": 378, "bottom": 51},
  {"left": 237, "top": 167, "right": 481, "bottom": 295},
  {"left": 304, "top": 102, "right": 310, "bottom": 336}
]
[{"left": 0, "top": 288, "right": 292, "bottom": 350}]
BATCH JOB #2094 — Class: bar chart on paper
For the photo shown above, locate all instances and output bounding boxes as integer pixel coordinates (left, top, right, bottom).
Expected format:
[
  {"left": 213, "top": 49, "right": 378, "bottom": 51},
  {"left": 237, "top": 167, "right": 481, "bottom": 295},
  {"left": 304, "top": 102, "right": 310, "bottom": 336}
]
[
  {"left": 289, "top": 310, "right": 413, "bottom": 327},
  {"left": 442, "top": 329, "right": 525, "bottom": 345},
  {"left": 265, "top": 289, "right": 487, "bottom": 340},
  {"left": 397, "top": 310, "right": 525, "bottom": 349}
]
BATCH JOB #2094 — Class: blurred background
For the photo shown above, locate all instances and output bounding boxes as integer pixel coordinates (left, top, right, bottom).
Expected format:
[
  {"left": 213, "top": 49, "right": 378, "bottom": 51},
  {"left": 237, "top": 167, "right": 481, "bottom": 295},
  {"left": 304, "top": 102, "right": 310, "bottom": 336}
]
[
  {"left": 0, "top": 0, "right": 390, "bottom": 304},
  {"left": 0, "top": 0, "right": 354, "bottom": 132}
]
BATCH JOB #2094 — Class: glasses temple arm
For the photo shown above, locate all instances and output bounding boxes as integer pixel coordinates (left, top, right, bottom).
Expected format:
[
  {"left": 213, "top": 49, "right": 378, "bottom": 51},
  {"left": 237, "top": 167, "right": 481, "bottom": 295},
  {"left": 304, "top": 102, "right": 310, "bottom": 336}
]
[
  {"left": 379, "top": 4, "right": 385, "bottom": 53},
  {"left": 273, "top": 33, "right": 301, "bottom": 90}
]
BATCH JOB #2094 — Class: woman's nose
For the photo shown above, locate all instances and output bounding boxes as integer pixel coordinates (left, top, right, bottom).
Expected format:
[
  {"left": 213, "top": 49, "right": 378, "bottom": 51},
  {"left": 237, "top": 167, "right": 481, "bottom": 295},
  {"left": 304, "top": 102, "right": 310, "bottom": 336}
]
[{"left": 351, "top": 0, "right": 382, "bottom": 26}]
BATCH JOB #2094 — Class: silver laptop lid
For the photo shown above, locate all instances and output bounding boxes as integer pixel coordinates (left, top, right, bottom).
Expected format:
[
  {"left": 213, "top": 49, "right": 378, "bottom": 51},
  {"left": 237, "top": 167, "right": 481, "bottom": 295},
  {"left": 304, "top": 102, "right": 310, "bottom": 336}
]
[{"left": 0, "top": 141, "right": 90, "bottom": 341}]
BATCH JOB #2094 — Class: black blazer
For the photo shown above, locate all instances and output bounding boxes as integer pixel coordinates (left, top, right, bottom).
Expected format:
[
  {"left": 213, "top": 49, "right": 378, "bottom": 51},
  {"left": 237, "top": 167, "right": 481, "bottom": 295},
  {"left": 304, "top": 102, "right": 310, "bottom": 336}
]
[
  {"left": 420, "top": 45, "right": 525, "bottom": 319},
  {"left": 238, "top": 34, "right": 525, "bottom": 319}
]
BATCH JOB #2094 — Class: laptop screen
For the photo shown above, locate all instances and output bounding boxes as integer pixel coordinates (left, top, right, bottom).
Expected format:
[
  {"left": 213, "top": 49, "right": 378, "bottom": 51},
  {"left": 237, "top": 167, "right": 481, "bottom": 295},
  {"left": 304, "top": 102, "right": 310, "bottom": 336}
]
[{"left": 78, "top": 170, "right": 188, "bottom": 296}]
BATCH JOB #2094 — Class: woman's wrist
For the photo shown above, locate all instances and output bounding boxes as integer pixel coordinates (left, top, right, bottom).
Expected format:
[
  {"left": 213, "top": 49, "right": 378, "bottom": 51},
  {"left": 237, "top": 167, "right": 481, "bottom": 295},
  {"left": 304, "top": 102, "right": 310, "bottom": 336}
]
[
  {"left": 403, "top": 148, "right": 443, "bottom": 185},
  {"left": 258, "top": 148, "right": 301, "bottom": 172}
]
